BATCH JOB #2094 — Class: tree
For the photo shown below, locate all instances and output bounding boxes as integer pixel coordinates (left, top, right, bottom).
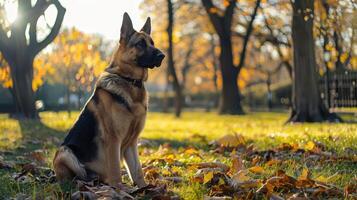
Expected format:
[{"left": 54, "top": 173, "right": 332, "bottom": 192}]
[
  {"left": 288, "top": 0, "right": 341, "bottom": 122},
  {"left": 166, "top": 0, "right": 183, "bottom": 117},
  {"left": 201, "top": 0, "right": 261, "bottom": 114},
  {"left": 0, "top": 0, "right": 65, "bottom": 119}
]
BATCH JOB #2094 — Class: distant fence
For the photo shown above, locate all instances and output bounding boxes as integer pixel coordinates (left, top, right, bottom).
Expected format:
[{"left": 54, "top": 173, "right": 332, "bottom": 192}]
[{"left": 319, "top": 70, "right": 357, "bottom": 111}]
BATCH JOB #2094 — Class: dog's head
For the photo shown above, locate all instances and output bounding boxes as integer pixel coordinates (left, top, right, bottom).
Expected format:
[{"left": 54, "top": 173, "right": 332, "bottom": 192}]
[{"left": 112, "top": 12, "right": 165, "bottom": 69}]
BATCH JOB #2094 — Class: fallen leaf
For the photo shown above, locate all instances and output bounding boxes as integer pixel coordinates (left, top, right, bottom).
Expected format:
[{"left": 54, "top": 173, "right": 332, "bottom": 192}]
[
  {"left": 298, "top": 168, "right": 310, "bottom": 180},
  {"left": 265, "top": 159, "right": 281, "bottom": 166},
  {"left": 231, "top": 170, "right": 250, "bottom": 183},
  {"left": 305, "top": 141, "right": 315, "bottom": 151},
  {"left": 249, "top": 166, "right": 264, "bottom": 174},
  {"left": 216, "top": 133, "right": 245, "bottom": 147},
  {"left": 204, "top": 171, "right": 214, "bottom": 184},
  {"left": 230, "top": 155, "right": 243, "bottom": 174}
]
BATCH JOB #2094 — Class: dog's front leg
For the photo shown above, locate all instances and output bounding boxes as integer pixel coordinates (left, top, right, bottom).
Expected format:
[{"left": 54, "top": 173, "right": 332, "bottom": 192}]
[
  {"left": 104, "top": 136, "right": 122, "bottom": 188},
  {"left": 124, "top": 141, "right": 146, "bottom": 188}
]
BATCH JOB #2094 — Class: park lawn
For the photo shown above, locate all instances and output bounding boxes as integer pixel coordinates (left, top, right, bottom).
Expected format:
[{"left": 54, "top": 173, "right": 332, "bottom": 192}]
[{"left": 0, "top": 111, "right": 356, "bottom": 199}]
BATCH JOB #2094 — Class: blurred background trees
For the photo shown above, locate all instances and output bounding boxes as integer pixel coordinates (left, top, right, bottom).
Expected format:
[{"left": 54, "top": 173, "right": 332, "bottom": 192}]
[
  {"left": 46, "top": 28, "right": 107, "bottom": 115},
  {"left": 0, "top": 0, "right": 356, "bottom": 122}
]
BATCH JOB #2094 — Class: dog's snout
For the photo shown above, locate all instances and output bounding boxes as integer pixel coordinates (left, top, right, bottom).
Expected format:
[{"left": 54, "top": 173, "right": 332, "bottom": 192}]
[
  {"left": 154, "top": 48, "right": 165, "bottom": 60},
  {"left": 152, "top": 50, "right": 165, "bottom": 67},
  {"left": 156, "top": 52, "right": 165, "bottom": 60}
]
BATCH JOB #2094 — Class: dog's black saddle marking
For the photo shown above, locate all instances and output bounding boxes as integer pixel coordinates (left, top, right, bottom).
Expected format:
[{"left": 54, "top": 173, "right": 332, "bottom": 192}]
[
  {"left": 62, "top": 107, "right": 98, "bottom": 163},
  {"left": 96, "top": 87, "right": 132, "bottom": 112},
  {"left": 108, "top": 91, "right": 132, "bottom": 112}
]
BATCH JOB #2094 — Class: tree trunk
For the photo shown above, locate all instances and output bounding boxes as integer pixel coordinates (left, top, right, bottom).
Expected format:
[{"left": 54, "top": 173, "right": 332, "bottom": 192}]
[
  {"left": 218, "top": 37, "right": 244, "bottom": 114},
  {"left": 202, "top": 0, "right": 260, "bottom": 115},
  {"left": 288, "top": 0, "right": 341, "bottom": 122},
  {"left": 167, "top": 0, "right": 182, "bottom": 117},
  {"left": 10, "top": 59, "right": 38, "bottom": 119}
]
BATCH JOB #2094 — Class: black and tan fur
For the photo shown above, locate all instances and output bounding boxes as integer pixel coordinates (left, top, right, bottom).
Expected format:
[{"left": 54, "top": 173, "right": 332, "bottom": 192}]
[{"left": 53, "top": 13, "right": 165, "bottom": 189}]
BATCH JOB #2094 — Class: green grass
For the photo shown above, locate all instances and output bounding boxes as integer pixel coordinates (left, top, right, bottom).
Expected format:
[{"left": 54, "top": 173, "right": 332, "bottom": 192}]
[{"left": 0, "top": 111, "right": 356, "bottom": 199}]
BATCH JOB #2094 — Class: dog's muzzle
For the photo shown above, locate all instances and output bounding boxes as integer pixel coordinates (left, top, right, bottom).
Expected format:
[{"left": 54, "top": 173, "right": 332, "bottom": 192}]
[
  {"left": 153, "top": 51, "right": 165, "bottom": 67},
  {"left": 138, "top": 48, "right": 165, "bottom": 68}
]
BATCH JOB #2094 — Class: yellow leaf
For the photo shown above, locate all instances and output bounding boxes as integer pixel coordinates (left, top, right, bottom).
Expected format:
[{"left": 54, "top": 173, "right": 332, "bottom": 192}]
[
  {"left": 298, "top": 168, "right": 310, "bottom": 180},
  {"left": 232, "top": 170, "right": 250, "bottom": 183},
  {"left": 218, "top": 178, "right": 225, "bottom": 186},
  {"left": 305, "top": 141, "right": 315, "bottom": 151},
  {"left": 217, "top": 133, "right": 245, "bottom": 147},
  {"left": 203, "top": 171, "right": 214, "bottom": 184},
  {"left": 316, "top": 175, "right": 328, "bottom": 183},
  {"left": 184, "top": 148, "right": 199, "bottom": 155},
  {"left": 249, "top": 166, "right": 264, "bottom": 174},
  {"left": 166, "top": 154, "right": 175, "bottom": 160}
]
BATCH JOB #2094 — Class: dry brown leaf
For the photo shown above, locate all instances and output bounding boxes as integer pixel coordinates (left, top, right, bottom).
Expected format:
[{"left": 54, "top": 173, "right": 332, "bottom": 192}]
[
  {"left": 230, "top": 155, "right": 243, "bottom": 174},
  {"left": 249, "top": 166, "right": 264, "bottom": 174},
  {"left": 231, "top": 170, "right": 250, "bottom": 183},
  {"left": 251, "top": 156, "right": 261, "bottom": 166},
  {"left": 27, "top": 149, "right": 47, "bottom": 165},
  {"left": 344, "top": 183, "right": 357, "bottom": 198},
  {"left": 216, "top": 133, "right": 245, "bottom": 147},
  {"left": 265, "top": 159, "right": 281, "bottom": 166}
]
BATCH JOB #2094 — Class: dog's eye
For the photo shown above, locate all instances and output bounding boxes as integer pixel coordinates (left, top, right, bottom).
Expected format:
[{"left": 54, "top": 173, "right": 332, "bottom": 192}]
[{"left": 136, "top": 39, "right": 146, "bottom": 48}]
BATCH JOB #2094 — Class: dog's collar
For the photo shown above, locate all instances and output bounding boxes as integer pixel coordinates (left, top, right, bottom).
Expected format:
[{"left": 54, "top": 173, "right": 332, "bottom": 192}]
[{"left": 117, "top": 74, "right": 143, "bottom": 88}]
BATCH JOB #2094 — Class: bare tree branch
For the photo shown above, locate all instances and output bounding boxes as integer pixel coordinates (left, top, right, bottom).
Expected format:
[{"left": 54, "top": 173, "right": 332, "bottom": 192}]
[
  {"left": 236, "top": 0, "right": 261, "bottom": 70},
  {"left": 30, "top": 0, "right": 66, "bottom": 55}
]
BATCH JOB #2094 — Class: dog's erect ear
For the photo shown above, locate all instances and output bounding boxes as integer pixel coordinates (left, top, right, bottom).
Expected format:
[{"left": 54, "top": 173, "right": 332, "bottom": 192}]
[
  {"left": 140, "top": 17, "right": 151, "bottom": 35},
  {"left": 120, "top": 12, "right": 135, "bottom": 41}
]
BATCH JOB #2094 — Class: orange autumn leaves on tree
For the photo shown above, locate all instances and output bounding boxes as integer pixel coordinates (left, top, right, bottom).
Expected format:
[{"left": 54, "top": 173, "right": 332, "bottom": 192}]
[
  {"left": 48, "top": 28, "right": 107, "bottom": 92},
  {"left": 0, "top": 28, "right": 107, "bottom": 92},
  {"left": 0, "top": 53, "right": 54, "bottom": 91}
]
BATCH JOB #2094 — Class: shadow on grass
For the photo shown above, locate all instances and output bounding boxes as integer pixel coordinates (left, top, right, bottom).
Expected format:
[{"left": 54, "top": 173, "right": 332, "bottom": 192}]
[{"left": 4, "top": 119, "right": 66, "bottom": 158}]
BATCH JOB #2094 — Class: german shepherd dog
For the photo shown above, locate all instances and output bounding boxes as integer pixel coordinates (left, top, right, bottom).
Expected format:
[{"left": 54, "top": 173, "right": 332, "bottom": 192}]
[{"left": 53, "top": 13, "right": 165, "bottom": 189}]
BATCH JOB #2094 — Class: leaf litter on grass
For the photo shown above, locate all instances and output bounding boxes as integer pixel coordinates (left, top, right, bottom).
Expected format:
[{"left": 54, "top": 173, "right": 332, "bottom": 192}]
[
  {"left": 189, "top": 133, "right": 357, "bottom": 199},
  {"left": 1, "top": 132, "right": 356, "bottom": 199}
]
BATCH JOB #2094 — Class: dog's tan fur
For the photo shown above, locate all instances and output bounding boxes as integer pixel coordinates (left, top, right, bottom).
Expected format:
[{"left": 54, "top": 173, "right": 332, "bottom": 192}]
[{"left": 53, "top": 13, "right": 163, "bottom": 189}]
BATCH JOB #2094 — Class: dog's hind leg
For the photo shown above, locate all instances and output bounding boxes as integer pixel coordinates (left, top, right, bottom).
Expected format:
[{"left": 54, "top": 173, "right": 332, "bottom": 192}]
[{"left": 53, "top": 146, "right": 87, "bottom": 182}]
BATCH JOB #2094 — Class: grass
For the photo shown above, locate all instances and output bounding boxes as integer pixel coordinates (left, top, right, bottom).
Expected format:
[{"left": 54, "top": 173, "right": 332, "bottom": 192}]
[{"left": 0, "top": 111, "right": 356, "bottom": 199}]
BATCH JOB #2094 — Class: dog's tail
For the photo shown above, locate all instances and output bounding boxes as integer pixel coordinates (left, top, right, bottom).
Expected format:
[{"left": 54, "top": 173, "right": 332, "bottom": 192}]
[{"left": 53, "top": 146, "right": 87, "bottom": 181}]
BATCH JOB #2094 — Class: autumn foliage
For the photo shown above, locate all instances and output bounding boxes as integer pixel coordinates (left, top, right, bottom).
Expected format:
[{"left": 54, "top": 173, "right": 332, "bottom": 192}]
[{"left": 48, "top": 28, "right": 107, "bottom": 93}]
